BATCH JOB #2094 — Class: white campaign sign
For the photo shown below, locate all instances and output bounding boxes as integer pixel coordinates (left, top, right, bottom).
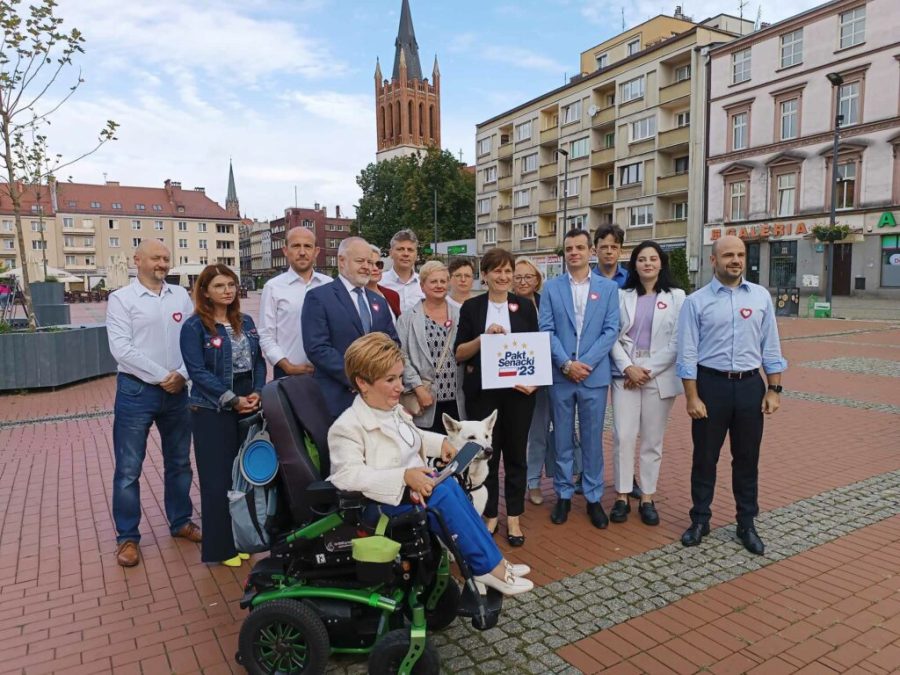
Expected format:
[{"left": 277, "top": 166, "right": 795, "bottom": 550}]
[{"left": 480, "top": 331, "right": 553, "bottom": 389}]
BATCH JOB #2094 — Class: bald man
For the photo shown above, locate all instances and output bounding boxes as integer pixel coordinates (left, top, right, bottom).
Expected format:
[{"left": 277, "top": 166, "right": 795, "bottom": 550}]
[
  {"left": 106, "top": 240, "right": 201, "bottom": 567},
  {"left": 676, "top": 235, "right": 787, "bottom": 555}
]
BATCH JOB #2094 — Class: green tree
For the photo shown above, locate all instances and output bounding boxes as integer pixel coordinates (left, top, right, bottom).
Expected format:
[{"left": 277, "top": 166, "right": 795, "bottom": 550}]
[
  {"left": 669, "top": 248, "right": 692, "bottom": 293},
  {"left": 355, "top": 147, "right": 475, "bottom": 251},
  {"left": 0, "top": 0, "right": 118, "bottom": 330}
]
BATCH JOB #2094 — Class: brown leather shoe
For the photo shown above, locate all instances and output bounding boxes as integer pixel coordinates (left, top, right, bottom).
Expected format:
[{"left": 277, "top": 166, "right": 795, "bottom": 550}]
[
  {"left": 173, "top": 521, "right": 202, "bottom": 543},
  {"left": 116, "top": 541, "right": 140, "bottom": 567}
]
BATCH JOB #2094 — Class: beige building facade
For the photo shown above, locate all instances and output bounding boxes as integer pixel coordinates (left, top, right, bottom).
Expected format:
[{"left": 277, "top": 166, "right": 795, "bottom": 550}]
[{"left": 475, "top": 13, "right": 752, "bottom": 279}]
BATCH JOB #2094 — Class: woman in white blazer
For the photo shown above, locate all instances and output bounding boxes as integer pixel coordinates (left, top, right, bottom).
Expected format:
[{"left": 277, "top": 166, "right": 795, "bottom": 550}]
[
  {"left": 610, "top": 241, "right": 685, "bottom": 526},
  {"left": 396, "top": 260, "right": 465, "bottom": 432},
  {"left": 327, "top": 332, "right": 533, "bottom": 596}
]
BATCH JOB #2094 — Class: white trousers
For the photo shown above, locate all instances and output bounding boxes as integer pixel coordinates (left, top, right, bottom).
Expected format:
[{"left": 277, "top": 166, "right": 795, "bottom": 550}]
[{"left": 611, "top": 357, "right": 676, "bottom": 496}]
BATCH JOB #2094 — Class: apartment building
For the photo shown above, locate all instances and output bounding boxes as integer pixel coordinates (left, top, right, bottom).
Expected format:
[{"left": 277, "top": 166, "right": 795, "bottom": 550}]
[
  {"left": 0, "top": 179, "right": 241, "bottom": 286},
  {"left": 704, "top": 0, "right": 900, "bottom": 296},
  {"left": 249, "top": 220, "right": 272, "bottom": 274},
  {"left": 475, "top": 12, "right": 752, "bottom": 278},
  {"left": 268, "top": 205, "right": 353, "bottom": 276}
]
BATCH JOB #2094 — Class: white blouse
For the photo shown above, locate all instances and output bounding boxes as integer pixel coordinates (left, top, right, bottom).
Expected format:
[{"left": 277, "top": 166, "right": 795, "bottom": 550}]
[{"left": 484, "top": 299, "right": 512, "bottom": 334}]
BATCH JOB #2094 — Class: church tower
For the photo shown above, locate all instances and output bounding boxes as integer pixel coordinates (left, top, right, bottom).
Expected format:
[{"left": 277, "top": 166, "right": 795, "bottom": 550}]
[
  {"left": 375, "top": 0, "right": 441, "bottom": 162},
  {"left": 225, "top": 159, "right": 240, "bottom": 217}
]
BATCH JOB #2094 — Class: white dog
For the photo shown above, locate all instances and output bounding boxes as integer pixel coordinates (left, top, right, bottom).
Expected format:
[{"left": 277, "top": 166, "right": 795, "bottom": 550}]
[{"left": 423, "top": 411, "right": 497, "bottom": 516}]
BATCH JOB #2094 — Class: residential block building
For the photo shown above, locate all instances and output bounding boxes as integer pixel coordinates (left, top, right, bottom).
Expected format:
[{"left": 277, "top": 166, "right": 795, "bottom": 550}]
[
  {"left": 475, "top": 12, "right": 752, "bottom": 279},
  {"left": 704, "top": 0, "right": 900, "bottom": 295},
  {"left": 267, "top": 205, "right": 352, "bottom": 278}
]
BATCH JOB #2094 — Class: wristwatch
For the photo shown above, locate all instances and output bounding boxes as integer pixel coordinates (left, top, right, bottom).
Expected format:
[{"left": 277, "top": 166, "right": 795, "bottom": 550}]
[
  {"left": 561, "top": 360, "right": 573, "bottom": 376},
  {"left": 767, "top": 384, "right": 783, "bottom": 393}
]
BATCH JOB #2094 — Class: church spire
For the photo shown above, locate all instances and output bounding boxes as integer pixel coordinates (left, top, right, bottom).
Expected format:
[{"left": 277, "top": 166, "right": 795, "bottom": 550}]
[
  {"left": 392, "top": 0, "right": 422, "bottom": 81},
  {"left": 225, "top": 159, "right": 239, "bottom": 217}
]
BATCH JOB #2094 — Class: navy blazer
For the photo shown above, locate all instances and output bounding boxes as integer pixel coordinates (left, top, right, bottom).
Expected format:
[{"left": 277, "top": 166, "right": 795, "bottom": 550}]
[{"left": 302, "top": 278, "right": 400, "bottom": 417}]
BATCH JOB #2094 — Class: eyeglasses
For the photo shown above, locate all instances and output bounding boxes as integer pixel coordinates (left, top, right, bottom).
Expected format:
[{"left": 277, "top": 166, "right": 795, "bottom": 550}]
[
  {"left": 514, "top": 275, "right": 536, "bottom": 283},
  {"left": 373, "top": 260, "right": 384, "bottom": 269}
]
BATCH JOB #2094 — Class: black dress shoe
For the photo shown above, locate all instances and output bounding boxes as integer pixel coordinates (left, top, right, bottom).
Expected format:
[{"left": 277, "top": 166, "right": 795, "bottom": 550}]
[
  {"left": 573, "top": 476, "right": 584, "bottom": 495},
  {"left": 736, "top": 525, "right": 765, "bottom": 555},
  {"left": 507, "top": 533, "right": 525, "bottom": 547},
  {"left": 681, "top": 522, "right": 710, "bottom": 547},
  {"left": 609, "top": 499, "right": 630, "bottom": 523},
  {"left": 638, "top": 501, "right": 660, "bottom": 526},
  {"left": 551, "top": 499, "right": 571, "bottom": 524},
  {"left": 587, "top": 502, "right": 609, "bottom": 529},
  {"left": 629, "top": 480, "right": 642, "bottom": 500}
]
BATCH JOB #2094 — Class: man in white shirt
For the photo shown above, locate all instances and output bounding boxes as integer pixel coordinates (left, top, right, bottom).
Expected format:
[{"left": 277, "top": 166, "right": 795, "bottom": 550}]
[
  {"left": 258, "top": 226, "right": 332, "bottom": 378},
  {"left": 106, "top": 239, "right": 201, "bottom": 568},
  {"left": 380, "top": 228, "right": 425, "bottom": 312}
]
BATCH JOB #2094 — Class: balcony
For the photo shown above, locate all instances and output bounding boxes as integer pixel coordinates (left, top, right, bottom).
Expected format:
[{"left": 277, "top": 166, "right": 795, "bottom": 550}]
[
  {"left": 657, "top": 172, "right": 689, "bottom": 194},
  {"left": 539, "top": 163, "right": 558, "bottom": 180},
  {"left": 590, "top": 147, "right": 615, "bottom": 167},
  {"left": 654, "top": 219, "right": 687, "bottom": 240},
  {"left": 590, "top": 187, "right": 614, "bottom": 206},
  {"left": 63, "top": 244, "right": 96, "bottom": 253},
  {"left": 498, "top": 175, "right": 513, "bottom": 191},
  {"left": 539, "top": 126, "right": 559, "bottom": 146},
  {"left": 62, "top": 225, "right": 96, "bottom": 234},
  {"left": 590, "top": 106, "right": 615, "bottom": 127},
  {"left": 624, "top": 225, "right": 653, "bottom": 242},
  {"left": 659, "top": 78, "right": 691, "bottom": 106},
  {"left": 538, "top": 234, "right": 559, "bottom": 251},
  {"left": 617, "top": 184, "right": 643, "bottom": 200},
  {"left": 538, "top": 199, "right": 558, "bottom": 215},
  {"left": 658, "top": 126, "right": 690, "bottom": 149},
  {"left": 497, "top": 205, "right": 512, "bottom": 223},
  {"left": 498, "top": 143, "right": 513, "bottom": 160}
]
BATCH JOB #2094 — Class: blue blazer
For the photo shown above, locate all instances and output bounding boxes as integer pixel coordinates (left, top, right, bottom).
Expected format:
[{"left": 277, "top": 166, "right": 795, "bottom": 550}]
[
  {"left": 538, "top": 273, "right": 620, "bottom": 388},
  {"left": 301, "top": 279, "right": 400, "bottom": 417}
]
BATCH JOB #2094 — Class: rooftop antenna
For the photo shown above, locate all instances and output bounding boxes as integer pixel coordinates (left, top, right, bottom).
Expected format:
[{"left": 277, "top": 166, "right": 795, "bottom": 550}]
[
  {"left": 458, "top": 148, "right": 464, "bottom": 162},
  {"left": 102, "top": 172, "right": 107, "bottom": 183},
  {"left": 294, "top": 185, "right": 298, "bottom": 208},
  {"left": 621, "top": 7, "right": 625, "bottom": 31},
  {"left": 738, "top": 0, "right": 748, "bottom": 34},
  {"left": 754, "top": 4, "right": 762, "bottom": 30}
]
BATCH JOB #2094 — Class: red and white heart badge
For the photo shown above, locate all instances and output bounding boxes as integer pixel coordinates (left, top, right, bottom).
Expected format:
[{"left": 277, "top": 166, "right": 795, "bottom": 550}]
[
  {"left": 740, "top": 308, "right": 753, "bottom": 319},
  {"left": 210, "top": 336, "right": 223, "bottom": 349},
  {"left": 657, "top": 301, "right": 668, "bottom": 310},
  {"left": 590, "top": 292, "right": 600, "bottom": 301},
  {"left": 172, "top": 312, "right": 183, "bottom": 322},
  {"left": 508, "top": 303, "right": 519, "bottom": 312},
  {"left": 371, "top": 303, "right": 381, "bottom": 312},
  {"left": 444, "top": 319, "right": 453, "bottom": 328}
]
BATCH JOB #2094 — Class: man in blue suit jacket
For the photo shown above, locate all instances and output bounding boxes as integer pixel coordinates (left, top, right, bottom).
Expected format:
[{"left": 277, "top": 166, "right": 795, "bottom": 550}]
[
  {"left": 539, "top": 228, "right": 619, "bottom": 528},
  {"left": 302, "top": 237, "right": 400, "bottom": 417}
]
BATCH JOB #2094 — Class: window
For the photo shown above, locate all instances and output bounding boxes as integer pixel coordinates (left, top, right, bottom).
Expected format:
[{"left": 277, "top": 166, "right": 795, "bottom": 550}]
[
  {"left": 66, "top": 200, "right": 76, "bottom": 208},
  {"left": 484, "top": 227, "right": 497, "bottom": 244},
  {"left": 521, "top": 153, "right": 538, "bottom": 174},
  {"left": 515, "top": 120, "right": 532, "bottom": 142},
  {"left": 111, "top": 202, "right": 122, "bottom": 210},
  {"left": 179, "top": 256, "right": 189, "bottom": 265},
  {"left": 520, "top": 222, "right": 536, "bottom": 240},
  {"left": 675, "top": 65, "right": 691, "bottom": 82},
  {"left": 769, "top": 240, "right": 797, "bottom": 287},
  {"left": 63, "top": 217, "right": 74, "bottom": 229},
  {"left": 673, "top": 202, "right": 688, "bottom": 220},
  {"left": 154, "top": 220, "right": 164, "bottom": 230},
  {"left": 626, "top": 38, "right": 640, "bottom": 56},
  {"left": 619, "top": 162, "right": 643, "bottom": 185},
  {"left": 477, "top": 137, "right": 492, "bottom": 156},
  {"left": 198, "top": 222, "right": 207, "bottom": 232},
  {"left": 630, "top": 116, "right": 656, "bottom": 142},
  {"left": 606, "top": 172, "right": 615, "bottom": 187},
  {"left": 780, "top": 29, "right": 803, "bottom": 68},
  {"left": 837, "top": 82, "right": 860, "bottom": 125},
  {"left": 620, "top": 76, "right": 644, "bottom": 103},
  {"left": 604, "top": 132, "right": 615, "bottom": 149},
  {"left": 478, "top": 197, "right": 491, "bottom": 215},
  {"left": 570, "top": 137, "right": 589, "bottom": 159},
  {"left": 63, "top": 236, "right": 75, "bottom": 247},
  {"left": 131, "top": 220, "right": 141, "bottom": 230},
  {"left": 484, "top": 166, "right": 497, "bottom": 184},
  {"left": 108, "top": 219, "right": 118, "bottom": 230},
  {"left": 566, "top": 214, "right": 587, "bottom": 230},
  {"left": 325, "top": 238, "right": 340, "bottom": 249},
  {"left": 152, "top": 204, "right": 162, "bottom": 212},
  {"left": 132, "top": 237, "right": 142, "bottom": 248},
  {"left": 218, "top": 240, "right": 234, "bottom": 250},
  {"left": 177, "top": 221, "right": 188, "bottom": 231},
  {"left": 216, "top": 224, "right": 233, "bottom": 234},
  {"left": 83, "top": 237, "right": 94, "bottom": 247},
  {"left": 776, "top": 173, "right": 797, "bottom": 216},
  {"left": 674, "top": 156, "right": 690, "bottom": 174},
  {"left": 3, "top": 240, "right": 15, "bottom": 250},
  {"left": 178, "top": 239, "right": 188, "bottom": 249},
  {"left": 199, "top": 239, "right": 207, "bottom": 249},
  {"left": 732, "top": 49, "right": 751, "bottom": 84},
  {"left": 839, "top": 7, "right": 865, "bottom": 49},
  {"left": 31, "top": 240, "right": 46, "bottom": 250},
  {"left": 880, "top": 235, "right": 900, "bottom": 287},
  {"left": 90, "top": 201, "right": 100, "bottom": 209},
  {"left": 514, "top": 189, "right": 530, "bottom": 208},
  {"left": 30, "top": 221, "right": 42, "bottom": 232},
  {"left": 562, "top": 100, "right": 581, "bottom": 125},
  {"left": 729, "top": 180, "right": 748, "bottom": 220},
  {"left": 731, "top": 112, "right": 749, "bottom": 150},
  {"left": 85, "top": 256, "right": 94, "bottom": 266},
  {"left": 836, "top": 161, "right": 857, "bottom": 209},
  {"left": 65, "top": 255, "right": 76, "bottom": 266},
  {"left": 199, "top": 256, "right": 209, "bottom": 265},
  {"left": 629, "top": 205, "right": 653, "bottom": 227},
  {"left": 2, "top": 220, "right": 12, "bottom": 231},
  {"left": 596, "top": 53, "right": 608, "bottom": 69},
  {"left": 562, "top": 177, "right": 580, "bottom": 197},
  {"left": 780, "top": 99, "right": 799, "bottom": 139},
  {"left": 675, "top": 111, "right": 690, "bottom": 127},
  {"left": 136, "top": 204, "right": 145, "bottom": 211},
  {"left": 109, "top": 237, "right": 119, "bottom": 247}
]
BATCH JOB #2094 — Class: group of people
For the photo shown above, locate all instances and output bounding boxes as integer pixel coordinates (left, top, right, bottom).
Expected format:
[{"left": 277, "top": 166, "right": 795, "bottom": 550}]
[{"left": 105, "top": 219, "right": 785, "bottom": 594}]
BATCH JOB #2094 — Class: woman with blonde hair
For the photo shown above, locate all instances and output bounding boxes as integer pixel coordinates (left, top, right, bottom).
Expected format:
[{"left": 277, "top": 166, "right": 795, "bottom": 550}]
[{"left": 396, "top": 260, "right": 464, "bottom": 433}]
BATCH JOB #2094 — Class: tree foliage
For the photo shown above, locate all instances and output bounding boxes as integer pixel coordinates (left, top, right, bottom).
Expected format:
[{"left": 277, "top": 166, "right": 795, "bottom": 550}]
[
  {"left": 355, "top": 147, "right": 475, "bottom": 252},
  {"left": 669, "top": 247, "right": 692, "bottom": 293},
  {"left": 0, "top": 0, "right": 118, "bottom": 330}
]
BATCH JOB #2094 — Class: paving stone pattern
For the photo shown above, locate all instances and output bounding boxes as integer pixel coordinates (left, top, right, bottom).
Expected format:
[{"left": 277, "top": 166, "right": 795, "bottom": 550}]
[{"left": 801, "top": 357, "right": 900, "bottom": 378}]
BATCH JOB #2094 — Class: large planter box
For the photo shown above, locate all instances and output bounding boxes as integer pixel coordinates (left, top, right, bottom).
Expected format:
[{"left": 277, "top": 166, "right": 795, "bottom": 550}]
[
  {"left": 29, "top": 281, "right": 70, "bottom": 327},
  {"left": 0, "top": 324, "right": 116, "bottom": 390}
]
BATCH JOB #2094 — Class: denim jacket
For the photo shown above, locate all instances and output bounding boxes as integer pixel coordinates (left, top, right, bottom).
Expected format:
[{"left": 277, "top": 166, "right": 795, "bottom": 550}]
[{"left": 180, "top": 313, "right": 267, "bottom": 410}]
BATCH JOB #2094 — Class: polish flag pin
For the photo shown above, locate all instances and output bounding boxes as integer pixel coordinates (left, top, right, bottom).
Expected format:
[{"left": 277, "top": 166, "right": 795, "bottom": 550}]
[
  {"left": 656, "top": 301, "right": 668, "bottom": 310},
  {"left": 740, "top": 308, "right": 753, "bottom": 319},
  {"left": 590, "top": 292, "right": 599, "bottom": 300},
  {"left": 371, "top": 303, "right": 380, "bottom": 312},
  {"left": 210, "top": 336, "right": 223, "bottom": 348},
  {"left": 172, "top": 312, "right": 183, "bottom": 322},
  {"left": 509, "top": 303, "right": 519, "bottom": 312}
]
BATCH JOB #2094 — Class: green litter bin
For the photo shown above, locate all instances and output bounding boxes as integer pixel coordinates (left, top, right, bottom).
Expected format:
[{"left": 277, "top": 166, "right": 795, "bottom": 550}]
[{"left": 813, "top": 302, "right": 832, "bottom": 318}]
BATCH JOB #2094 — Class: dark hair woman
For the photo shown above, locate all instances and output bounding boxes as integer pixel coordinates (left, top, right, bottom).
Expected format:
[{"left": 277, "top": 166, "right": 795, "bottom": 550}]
[{"left": 180, "top": 265, "right": 266, "bottom": 566}]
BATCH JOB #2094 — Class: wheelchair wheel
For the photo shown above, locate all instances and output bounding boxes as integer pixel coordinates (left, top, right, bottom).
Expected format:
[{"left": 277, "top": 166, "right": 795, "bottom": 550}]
[
  {"left": 404, "top": 580, "right": 461, "bottom": 631},
  {"left": 238, "top": 599, "right": 330, "bottom": 674},
  {"left": 367, "top": 629, "right": 440, "bottom": 675}
]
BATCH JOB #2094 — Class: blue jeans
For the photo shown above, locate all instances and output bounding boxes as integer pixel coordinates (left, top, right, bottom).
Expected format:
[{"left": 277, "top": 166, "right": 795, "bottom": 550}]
[{"left": 112, "top": 374, "right": 194, "bottom": 544}]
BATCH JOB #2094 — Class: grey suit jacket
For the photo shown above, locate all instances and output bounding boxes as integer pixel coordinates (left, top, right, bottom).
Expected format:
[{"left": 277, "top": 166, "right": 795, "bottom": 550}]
[{"left": 395, "top": 300, "right": 466, "bottom": 428}]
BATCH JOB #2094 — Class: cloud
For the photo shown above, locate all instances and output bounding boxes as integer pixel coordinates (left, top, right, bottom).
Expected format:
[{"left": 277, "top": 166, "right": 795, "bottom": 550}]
[
  {"left": 281, "top": 91, "right": 373, "bottom": 130},
  {"left": 481, "top": 46, "right": 567, "bottom": 75}
]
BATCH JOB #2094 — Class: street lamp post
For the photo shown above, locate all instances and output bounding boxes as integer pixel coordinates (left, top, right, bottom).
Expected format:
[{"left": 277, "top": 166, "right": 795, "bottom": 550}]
[
  {"left": 825, "top": 72, "right": 844, "bottom": 307},
  {"left": 558, "top": 148, "right": 569, "bottom": 236}
]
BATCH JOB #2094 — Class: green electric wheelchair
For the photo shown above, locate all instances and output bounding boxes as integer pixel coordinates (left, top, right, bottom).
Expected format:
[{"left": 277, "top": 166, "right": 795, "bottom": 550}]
[{"left": 235, "top": 375, "right": 503, "bottom": 674}]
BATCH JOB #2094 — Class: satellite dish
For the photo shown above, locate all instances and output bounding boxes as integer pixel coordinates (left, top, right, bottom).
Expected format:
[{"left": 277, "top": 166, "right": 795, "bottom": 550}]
[{"left": 588, "top": 104, "right": 598, "bottom": 117}]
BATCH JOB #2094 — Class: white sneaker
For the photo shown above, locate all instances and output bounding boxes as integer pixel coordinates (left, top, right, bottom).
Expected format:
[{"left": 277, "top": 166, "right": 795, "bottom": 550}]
[
  {"left": 505, "top": 561, "right": 531, "bottom": 577},
  {"left": 474, "top": 570, "right": 534, "bottom": 596}
]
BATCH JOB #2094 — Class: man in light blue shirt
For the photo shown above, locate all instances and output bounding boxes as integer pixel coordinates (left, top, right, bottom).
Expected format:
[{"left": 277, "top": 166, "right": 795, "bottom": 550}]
[{"left": 676, "top": 235, "right": 786, "bottom": 555}]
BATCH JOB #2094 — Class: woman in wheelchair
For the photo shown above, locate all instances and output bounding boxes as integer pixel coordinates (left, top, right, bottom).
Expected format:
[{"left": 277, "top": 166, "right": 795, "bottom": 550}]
[{"left": 327, "top": 333, "right": 533, "bottom": 596}]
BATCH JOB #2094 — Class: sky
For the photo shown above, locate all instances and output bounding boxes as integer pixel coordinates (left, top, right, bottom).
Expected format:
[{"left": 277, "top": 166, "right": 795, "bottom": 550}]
[{"left": 40, "top": 0, "right": 823, "bottom": 221}]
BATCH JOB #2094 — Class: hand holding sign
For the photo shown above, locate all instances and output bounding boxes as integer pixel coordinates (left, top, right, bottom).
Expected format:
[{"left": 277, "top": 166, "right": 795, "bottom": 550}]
[{"left": 481, "top": 332, "right": 553, "bottom": 390}]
